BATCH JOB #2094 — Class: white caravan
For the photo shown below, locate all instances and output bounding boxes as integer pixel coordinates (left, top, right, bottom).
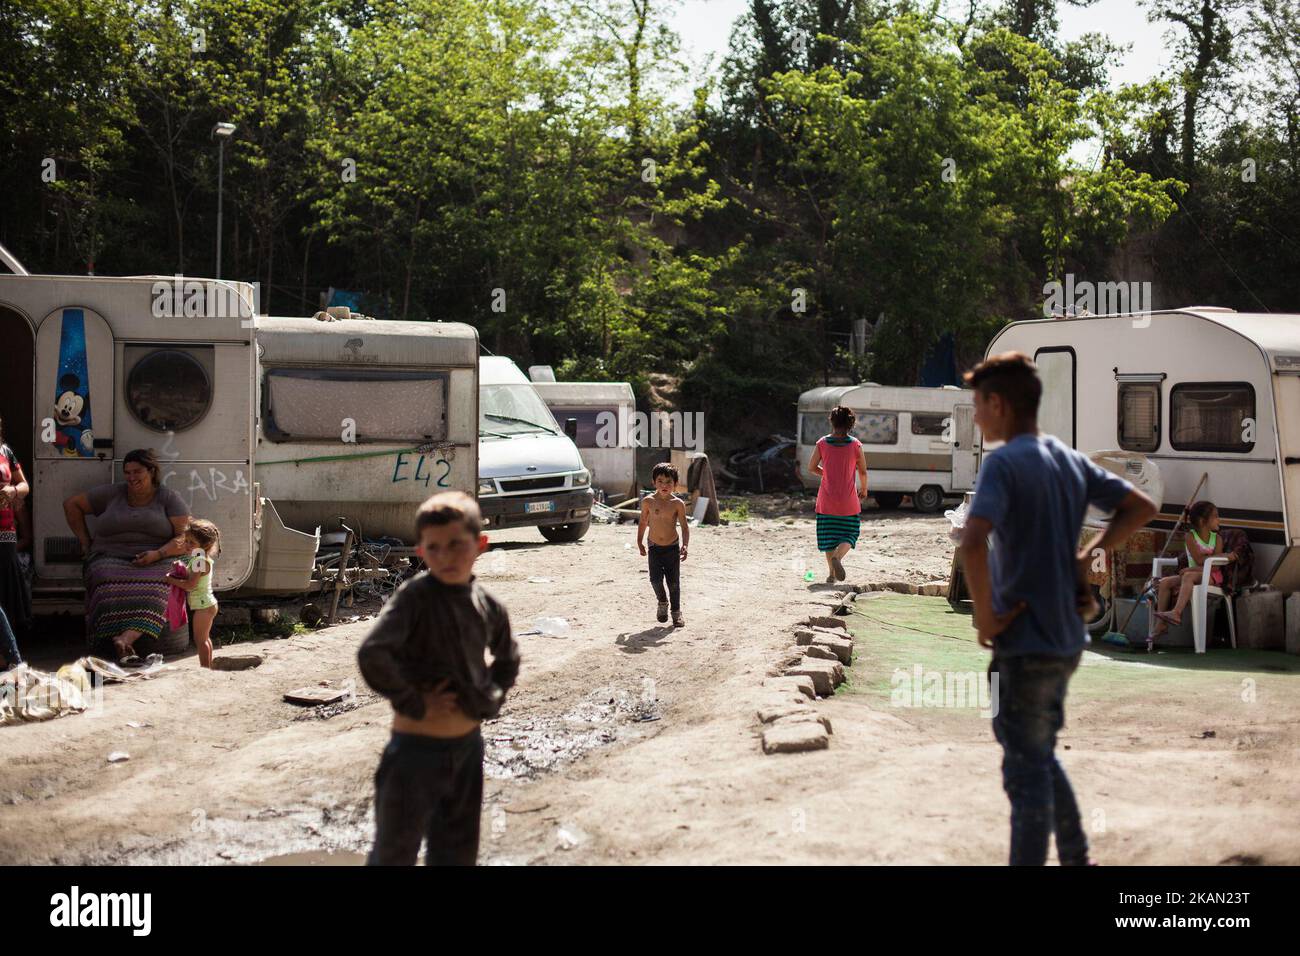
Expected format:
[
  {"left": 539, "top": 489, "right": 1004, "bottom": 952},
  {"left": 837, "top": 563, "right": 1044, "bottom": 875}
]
[
  {"left": 0, "top": 272, "right": 264, "bottom": 603},
  {"left": 796, "top": 384, "right": 978, "bottom": 512},
  {"left": 984, "top": 306, "right": 1300, "bottom": 590},
  {"left": 477, "top": 357, "right": 594, "bottom": 541},
  {"left": 530, "top": 380, "right": 637, "bottom": 502},
  {"left": 252, "top": 315, "right": 479, "bottom": 548}
]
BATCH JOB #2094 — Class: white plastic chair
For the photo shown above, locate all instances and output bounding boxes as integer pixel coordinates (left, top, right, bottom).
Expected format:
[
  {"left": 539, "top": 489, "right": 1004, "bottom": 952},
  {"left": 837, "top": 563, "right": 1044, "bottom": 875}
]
[
  {"left": 1148, "top": 558, "right": 1178, "bottom": 648},
  {"left": 1148, "top": 556, "right": 1237, "bottom": 653},
  {"left": 1190, "top": 556, "right": 1235, "bottom": 654}
]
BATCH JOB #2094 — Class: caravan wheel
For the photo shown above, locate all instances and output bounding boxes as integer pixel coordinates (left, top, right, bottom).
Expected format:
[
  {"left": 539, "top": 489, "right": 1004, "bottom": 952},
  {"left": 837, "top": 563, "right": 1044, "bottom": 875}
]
[
  {"left": 873, "top": 492, "right": 904, "bottom": 510},
  {"left": 912, "top": 485, "right": 945, "bottom": 513}
]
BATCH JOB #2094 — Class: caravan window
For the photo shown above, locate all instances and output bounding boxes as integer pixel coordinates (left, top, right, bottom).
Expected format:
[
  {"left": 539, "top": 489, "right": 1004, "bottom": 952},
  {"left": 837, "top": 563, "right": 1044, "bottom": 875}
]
[
  {"left": 263, "top": 369, "right": 447, "bottom": 443},
  {"left": 1170, "top": 383, "right": 1255, "bottom": 453},
  {"left": 852, "top": 412, "right": 899, "bottom": 446},
  {"left": 125, "top": 346, "right": 214, "bottom": 432},
  {"left": 1117, "top": 383, "right": 1160, "bottom": 452},
  {"left": 547, "top": 405, "right": 618, "bottom": 447},
  {"left": 911, "top": 413, "right": 949, "bottom": 437},
  {"left": 800, "top": 413, "right": 827, "bottom": 445}
]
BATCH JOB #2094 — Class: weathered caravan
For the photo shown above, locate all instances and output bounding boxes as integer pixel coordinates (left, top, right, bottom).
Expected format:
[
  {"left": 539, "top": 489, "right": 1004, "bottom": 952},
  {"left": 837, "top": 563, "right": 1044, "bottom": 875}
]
[
  {"left": 0, "top": 273, "right": 262, "bottom": 602},
  {"left": 252, "top": 315, "right": 480, "bottom": 546},
  {"left": 796, "top": 384, "right": 978, "bottom": 512},
  {"left": 985, "top": 307, "right": 1300, "bottom": 590},
  {"left": 529, "top": 379, "right": 637, "bottom": 501}
]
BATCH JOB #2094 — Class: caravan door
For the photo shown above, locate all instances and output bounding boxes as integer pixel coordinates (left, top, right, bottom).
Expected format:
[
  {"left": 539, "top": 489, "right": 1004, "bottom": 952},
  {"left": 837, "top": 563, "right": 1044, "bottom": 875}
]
[
  {"left": 34, "top": 307, "right": 116, "bottom": 578},
  {"left": 951, "top": 403, "right": 977, "bottom": 490}
]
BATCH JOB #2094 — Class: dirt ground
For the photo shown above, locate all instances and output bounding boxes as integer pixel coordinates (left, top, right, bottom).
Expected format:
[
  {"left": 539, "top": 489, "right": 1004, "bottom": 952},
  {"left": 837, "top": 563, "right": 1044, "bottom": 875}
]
[{"left": 2, "top": 496, "right": 1298, "bottom": 866}]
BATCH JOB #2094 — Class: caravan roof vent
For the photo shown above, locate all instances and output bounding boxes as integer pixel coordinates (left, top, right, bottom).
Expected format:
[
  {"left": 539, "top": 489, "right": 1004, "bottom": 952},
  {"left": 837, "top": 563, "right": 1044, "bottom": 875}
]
[{"left": 1183, "top": 305, "right": 1237, "bottom": 313}]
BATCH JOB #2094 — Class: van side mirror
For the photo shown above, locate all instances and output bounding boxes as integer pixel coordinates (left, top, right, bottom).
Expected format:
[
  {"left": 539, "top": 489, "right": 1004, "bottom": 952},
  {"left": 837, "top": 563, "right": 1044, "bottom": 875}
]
[{"left": 563, "top": 417, "right": 578, "bottom": 441}]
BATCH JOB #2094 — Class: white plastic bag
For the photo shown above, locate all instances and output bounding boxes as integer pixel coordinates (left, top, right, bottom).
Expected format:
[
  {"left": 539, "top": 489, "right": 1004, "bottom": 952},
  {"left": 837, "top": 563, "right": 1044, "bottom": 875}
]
[{"left": 944, "top": 501, "right": 969, "bottom": 542}]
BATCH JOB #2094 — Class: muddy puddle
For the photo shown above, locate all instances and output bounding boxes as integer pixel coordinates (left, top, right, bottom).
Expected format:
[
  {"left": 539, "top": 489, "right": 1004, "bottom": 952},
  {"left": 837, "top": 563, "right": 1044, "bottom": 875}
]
[
  {"left": 120, "top": 681, "right": 658, "bottom": 865},
  {"left": 485, "top": 683, "right": 660, "bottom": 780}
]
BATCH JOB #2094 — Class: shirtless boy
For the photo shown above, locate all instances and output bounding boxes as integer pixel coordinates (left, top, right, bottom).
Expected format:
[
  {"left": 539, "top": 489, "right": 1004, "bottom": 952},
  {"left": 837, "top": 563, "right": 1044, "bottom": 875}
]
[{"left": 637, "top": 463, "right": 689, "bottom": 626}]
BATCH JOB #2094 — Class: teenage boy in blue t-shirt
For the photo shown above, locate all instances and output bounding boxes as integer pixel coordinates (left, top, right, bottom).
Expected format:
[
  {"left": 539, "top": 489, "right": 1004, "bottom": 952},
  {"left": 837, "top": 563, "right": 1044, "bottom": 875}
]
[{"left": 960, "top": 352, "right": 1156, "bottom": 865}]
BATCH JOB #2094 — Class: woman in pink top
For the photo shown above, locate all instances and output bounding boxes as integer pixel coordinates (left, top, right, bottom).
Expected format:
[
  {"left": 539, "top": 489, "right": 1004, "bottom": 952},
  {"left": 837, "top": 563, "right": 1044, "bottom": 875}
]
[{"left": 807, "top": 405, "right": 868, "bottom": 582}]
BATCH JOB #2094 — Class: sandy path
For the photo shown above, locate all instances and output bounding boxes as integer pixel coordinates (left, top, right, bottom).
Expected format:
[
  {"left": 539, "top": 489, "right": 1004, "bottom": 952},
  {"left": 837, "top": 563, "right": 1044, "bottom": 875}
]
[{"left": 3, "top": 506, "right": 1295, "bottom": 865}]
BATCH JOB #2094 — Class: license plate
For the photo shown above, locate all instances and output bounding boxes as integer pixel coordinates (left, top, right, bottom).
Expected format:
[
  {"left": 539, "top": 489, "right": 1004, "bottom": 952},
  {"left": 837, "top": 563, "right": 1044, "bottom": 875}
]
[{"left": 525, "top": 500, "right": 556, "bottom": 514}]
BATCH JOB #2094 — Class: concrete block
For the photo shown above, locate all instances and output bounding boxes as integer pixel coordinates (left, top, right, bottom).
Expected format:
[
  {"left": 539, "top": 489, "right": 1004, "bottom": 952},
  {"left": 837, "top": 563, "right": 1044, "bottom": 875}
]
[
  {"left": 1286, "top": 594, "right": 1300, "bottom": 656},
  {"left": 809, "top": 633, "right": 853, "bottom": 664},
  {"left": 762, "top": 676, "right": 816, "bottom": 700},
  {"left": 761, "top": 720, "right": 829, "bottom": 754},
  {"left": 1238, "top": 590, "right": 1285, "bottom": 651}
]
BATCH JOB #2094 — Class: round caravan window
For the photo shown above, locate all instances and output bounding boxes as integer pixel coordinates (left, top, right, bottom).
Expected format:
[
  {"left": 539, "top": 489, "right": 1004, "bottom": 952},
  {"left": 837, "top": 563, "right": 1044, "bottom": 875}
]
[{"left": 126, "top": 350, "right": 212, "bottom": 431}]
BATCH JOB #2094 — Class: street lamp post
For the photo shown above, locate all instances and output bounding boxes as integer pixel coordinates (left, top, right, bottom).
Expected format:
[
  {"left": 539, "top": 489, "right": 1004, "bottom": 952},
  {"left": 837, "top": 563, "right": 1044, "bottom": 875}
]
[{"left": 212, "top": 122, "right": 236, "bottom": 278}]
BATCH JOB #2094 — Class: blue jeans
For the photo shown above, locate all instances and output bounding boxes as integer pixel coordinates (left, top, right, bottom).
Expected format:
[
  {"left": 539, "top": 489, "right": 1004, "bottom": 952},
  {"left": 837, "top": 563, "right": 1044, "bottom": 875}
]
[
  {"left": 989, "top": 653, "right": 1088, "bottom": 866},
  {"left": 0, "top": 603, "right": 21, "bottom": 667}
]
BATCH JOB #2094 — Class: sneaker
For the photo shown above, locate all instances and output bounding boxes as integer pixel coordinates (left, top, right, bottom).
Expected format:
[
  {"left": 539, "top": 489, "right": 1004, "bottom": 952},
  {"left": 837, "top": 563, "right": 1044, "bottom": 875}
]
[
  {"left": 656, "top": 601, "right": 669, "bottom": 623},
  {"left": 672, "top": 610, "right": 685, "bottom": 627}
]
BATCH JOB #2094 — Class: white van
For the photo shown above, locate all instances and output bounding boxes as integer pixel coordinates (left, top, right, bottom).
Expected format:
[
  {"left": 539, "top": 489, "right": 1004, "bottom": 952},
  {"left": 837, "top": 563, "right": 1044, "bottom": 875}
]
[
  {"left": 796, "top": 384, "right": 978, "bottom": 512},
  {"left": 477, "top": 357, "right": 594, "bottom": 542}
]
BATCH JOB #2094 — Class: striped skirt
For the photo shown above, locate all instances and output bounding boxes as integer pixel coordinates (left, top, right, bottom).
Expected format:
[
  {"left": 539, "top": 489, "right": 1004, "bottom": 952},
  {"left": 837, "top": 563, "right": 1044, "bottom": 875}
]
[
  {"left": 84, "top": 554, "right": 171, "bottom": 648},
  {"left": 816, "top": 513, "right": 861, "bottom": 552}
]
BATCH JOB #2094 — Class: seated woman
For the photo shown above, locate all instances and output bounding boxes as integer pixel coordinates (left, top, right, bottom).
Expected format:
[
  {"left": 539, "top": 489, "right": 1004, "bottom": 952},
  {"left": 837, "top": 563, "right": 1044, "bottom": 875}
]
[
  {"left": 1151, "top": 501, "right": 1236, "bottom": 642},
  {"left": 63, "top": 448, "right": 191, "bottom": 663}
]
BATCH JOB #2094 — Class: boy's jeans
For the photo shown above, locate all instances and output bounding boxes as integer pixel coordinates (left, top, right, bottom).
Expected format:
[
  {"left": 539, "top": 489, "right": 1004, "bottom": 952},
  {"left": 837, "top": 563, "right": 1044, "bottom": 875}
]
[
  {"left": 988, "top": 653, "right": 1088, "bottom": 866},
  {"left": 647, "top": 542, "right": 681, "bottom": 611},
  {"left": 367, "top": 729, "right": 484, "bottom": 866}
]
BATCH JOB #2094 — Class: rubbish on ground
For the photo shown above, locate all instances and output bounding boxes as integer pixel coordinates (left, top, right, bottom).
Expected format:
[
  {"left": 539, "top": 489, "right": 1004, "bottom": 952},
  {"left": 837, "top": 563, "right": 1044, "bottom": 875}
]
[
  {"left": 126, "top": 721, "right": 151, "bottom": 729},
  {"left": 556, "top": 826, "right": 586, "bottom": 850},
  {"left": 689, "top": 496, "right": 710, "bottom": 525},
  {"left": 0, "top": 664, "right": 89, "bottom": 725},
  {"left": 590, "top": 500, "right": 619, "bottom": 524},
  {"left": 56, "top": 662, "right": 91, "bottom": 694},
  {"left": 283, "top": 685, "right": 351, "bottom": 706},
  {"left": 519, "top": 617, "right": 570, "bottom": 637},
  {"left": 944, "top": 501, "right": 969, "bottom": 542},
  {"left": 81, "top": 655, "right": 171, "bottom": 684},
  {"left": 107, "top": 752, "right": 130, "bottom": 763},
  {"left": 527, "top": 576, "right": 552, "bottom": 584}
]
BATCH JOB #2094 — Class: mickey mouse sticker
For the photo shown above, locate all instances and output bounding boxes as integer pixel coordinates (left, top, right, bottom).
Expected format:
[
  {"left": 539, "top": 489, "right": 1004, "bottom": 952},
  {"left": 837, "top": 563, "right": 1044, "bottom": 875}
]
[
  {"left": 53, "top": 374, "right": 94, "bottom": 457},
  {"left": 51, "top": 310, "right": 97, "bottom": 459}
]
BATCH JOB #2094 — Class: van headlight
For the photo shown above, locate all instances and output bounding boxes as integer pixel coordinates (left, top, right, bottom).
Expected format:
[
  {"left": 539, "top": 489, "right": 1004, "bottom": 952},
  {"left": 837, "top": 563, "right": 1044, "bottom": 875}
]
[
  {"left": 478, "top": 479, "right": 496, "bottom": 496},
  {"left": 572, "top": 469, "right": 590, "bottom": 488}
]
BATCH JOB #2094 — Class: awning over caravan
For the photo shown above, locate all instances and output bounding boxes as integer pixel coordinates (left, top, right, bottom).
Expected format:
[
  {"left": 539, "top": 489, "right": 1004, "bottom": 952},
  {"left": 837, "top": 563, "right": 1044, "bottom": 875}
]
[
  {"left": 797, "top": 385, "right": 884, "bottom": 412},
  {"left": 530, "top": 381, "right": 635, "bottom": 406},
  {"left": 256, "top": 317, "right": 479, "bottom": 367}
]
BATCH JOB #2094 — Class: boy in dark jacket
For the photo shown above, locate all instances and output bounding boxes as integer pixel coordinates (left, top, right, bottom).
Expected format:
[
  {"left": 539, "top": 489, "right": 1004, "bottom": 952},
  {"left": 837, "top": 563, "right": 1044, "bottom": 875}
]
[{"left": 358, "top": 491, "right": 520, "bottom": 866}]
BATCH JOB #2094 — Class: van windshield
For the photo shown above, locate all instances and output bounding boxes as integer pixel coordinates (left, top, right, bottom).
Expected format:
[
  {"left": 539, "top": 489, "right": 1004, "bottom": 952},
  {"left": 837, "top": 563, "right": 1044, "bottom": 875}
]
[{"left": 480, "top": 384, "right": 558, "bottom": 436}]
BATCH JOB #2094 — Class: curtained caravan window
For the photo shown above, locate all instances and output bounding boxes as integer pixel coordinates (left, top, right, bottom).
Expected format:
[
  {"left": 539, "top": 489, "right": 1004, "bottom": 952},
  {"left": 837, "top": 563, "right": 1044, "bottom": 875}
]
[
  {"left": 1118, "top": 383, "right": 1160, "bottom": 452},
  {"left": 263, "top": 369, "right": 447, "bottom": 443}
]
